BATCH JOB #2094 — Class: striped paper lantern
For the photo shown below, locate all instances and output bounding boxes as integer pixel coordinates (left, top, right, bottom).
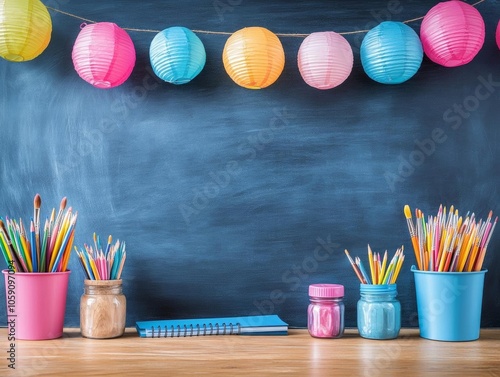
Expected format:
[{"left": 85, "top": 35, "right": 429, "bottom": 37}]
[
  {"left": 420, "top": 1, "right": 485, "bottom": 67},
  {"left": 72, "top": 22, "right": 136, "bottom": 89},
  {"left": 222, "top": 27, "right": 285, "bottom": 89},
  {"left": 0, "top": 0, "right": 52, "bottom": 62},
  {"left": 361, "top": 21, "right": 423, "bottom": 84},
  {"left": 150, "top": 26, "right": 206, "bottom": 85},
  {"left": 297, "top": 31, "right": 353, "bottom": 90}
]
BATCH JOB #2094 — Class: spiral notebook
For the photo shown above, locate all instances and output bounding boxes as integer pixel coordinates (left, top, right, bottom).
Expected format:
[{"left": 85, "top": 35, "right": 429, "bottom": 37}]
[{"left": 136, "top": 314, "right": 288, "bottom": 338}]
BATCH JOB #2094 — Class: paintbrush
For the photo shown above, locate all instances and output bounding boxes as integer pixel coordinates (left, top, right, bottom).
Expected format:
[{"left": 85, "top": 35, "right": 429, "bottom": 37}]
[
  {"left": 404, "top": 205, "right": 422, "bottom": 270},
  {"left": 34, "top": 194, "right": 41, "bottom": 271},
  {"left": 48, "top": 197, "right": 67, "bottom": 257}
]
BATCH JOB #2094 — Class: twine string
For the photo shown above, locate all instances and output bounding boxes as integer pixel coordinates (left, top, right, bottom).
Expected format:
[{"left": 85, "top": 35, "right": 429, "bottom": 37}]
[{"left": 46, "top": 0, "right": 486, "bottom": 37}]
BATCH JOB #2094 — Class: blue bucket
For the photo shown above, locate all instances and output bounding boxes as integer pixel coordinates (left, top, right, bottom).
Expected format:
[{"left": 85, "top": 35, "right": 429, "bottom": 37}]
[{"left": 412, "top": 266, "right": 487, "bottom": 341}]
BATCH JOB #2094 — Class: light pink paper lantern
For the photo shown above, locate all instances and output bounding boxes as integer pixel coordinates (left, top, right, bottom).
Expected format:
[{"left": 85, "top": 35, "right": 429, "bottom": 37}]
[
  {"left": 72, "top": 22, "right": 136, "bottom": 89},
  {"left": 297, "top": 32, "right": 353, "bottom": 90},
  {"left": 420, "top": 1, "right": 485, "bottom": 67},
  {"left": 496, "top": 20, "right": 500, "bottom": 50}
]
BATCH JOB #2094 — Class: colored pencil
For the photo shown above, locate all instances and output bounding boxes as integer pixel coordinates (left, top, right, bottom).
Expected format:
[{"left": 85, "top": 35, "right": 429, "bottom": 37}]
[
  {"left": 404, "top": 205, "right": 496, "bottom": 272},
  {"left": 344, "top": 249, "right": 366, "bottom": 284},
  {"left": 345, "top": 246, "right": 404, "bottom": 285},
  {"left": 75, "top": 234, "right": 126, "bottom": 280},
  {"left": 0, "top": 195, "right": 76, "bottom": 273}
]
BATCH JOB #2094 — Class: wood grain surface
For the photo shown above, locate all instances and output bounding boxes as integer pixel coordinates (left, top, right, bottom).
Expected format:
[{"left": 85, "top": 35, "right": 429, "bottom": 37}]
[{"left": 1, "top": 328, "right": 499, "bottom": 376}]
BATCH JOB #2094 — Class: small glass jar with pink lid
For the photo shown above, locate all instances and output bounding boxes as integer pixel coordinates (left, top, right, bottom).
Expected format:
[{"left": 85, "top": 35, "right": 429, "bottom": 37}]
[{"left": 307, "top": 283, "right": 345, "bottom": 338}]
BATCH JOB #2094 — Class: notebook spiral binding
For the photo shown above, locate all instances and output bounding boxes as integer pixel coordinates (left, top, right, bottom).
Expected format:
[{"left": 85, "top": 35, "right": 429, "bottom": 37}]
[{"left": 151, "top": 322, "right": 242, "bottom": 338}]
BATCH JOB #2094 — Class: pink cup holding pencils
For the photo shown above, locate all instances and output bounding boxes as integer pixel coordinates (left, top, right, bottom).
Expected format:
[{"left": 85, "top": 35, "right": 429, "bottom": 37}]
[{"left": 2, "top": 269, "right": 71, "bottom": 340}]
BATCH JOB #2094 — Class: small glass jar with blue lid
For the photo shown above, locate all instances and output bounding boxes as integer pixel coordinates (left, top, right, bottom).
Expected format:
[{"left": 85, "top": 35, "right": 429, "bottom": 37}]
[{"left": 357, "top": 284, "right": 401, "bottom": 340}]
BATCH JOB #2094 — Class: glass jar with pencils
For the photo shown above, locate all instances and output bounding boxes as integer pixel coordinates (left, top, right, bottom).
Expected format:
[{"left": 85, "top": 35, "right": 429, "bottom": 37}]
[
  {"left": 80, "top": 279, "right": 126, "bottom": 339},
  {"left": 357, "top": 284, "right": 401, "bottom": 340}
]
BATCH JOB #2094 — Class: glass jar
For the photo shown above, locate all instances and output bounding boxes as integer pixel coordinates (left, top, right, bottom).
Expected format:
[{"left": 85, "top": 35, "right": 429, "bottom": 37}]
[
  {"left": 80, "top": 279, "right": 126, "bottom": 339},
  {"left": 307, "top": 284, "right": 344, "bottom": 338},
  {"left": 357, "top": 284, "right": 401, "bottom": 340}
]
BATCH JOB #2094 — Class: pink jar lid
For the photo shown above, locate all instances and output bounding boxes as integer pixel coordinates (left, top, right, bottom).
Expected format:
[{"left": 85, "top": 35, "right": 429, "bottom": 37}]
[{"left": 309, "top": 284, "right": 344, "bottom": 298}]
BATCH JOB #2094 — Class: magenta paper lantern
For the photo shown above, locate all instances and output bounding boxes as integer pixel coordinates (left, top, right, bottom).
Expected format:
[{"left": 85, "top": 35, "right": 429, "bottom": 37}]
[
  {"left": 72, "top": 22, "right": 136, "bottom": 89},
  {"left": 496, "top": 20, "right": 500, "bottom": 50},
  {"left": 297, "top": 32, "right": 353, "bottom": 90},
  {"left": 420, "top": 1, "right": 485, "bottom": 67}
]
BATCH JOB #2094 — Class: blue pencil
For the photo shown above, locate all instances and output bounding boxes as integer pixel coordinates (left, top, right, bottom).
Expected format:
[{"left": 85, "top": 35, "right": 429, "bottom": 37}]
[{"left": 356, "top": 257, "right": 371, "bottom": 284}]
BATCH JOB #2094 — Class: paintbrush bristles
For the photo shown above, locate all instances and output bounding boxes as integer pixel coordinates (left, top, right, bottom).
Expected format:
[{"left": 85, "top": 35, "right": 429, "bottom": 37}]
[
  {"left": 60, "top": 197, "right": 67, "bottom": 211},
  {"left": 34, "top": 194, "right": 41, "bottom": 209},
  {"left": 404, "top": 205, "right": 412, "bottom": 219}
]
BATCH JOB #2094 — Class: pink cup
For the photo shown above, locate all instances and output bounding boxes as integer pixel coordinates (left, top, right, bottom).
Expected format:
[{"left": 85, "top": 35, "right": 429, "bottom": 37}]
[{"left": 3, "top": 269, "right": 70, "bottom": 340}]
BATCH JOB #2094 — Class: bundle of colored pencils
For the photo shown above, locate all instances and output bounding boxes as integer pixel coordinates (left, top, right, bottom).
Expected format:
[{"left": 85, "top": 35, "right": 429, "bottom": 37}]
[
  {"left": 0, "top": 195, "right": 76, "bottom": 273},
  {"left": 74, "top": 233, "right": 126, "bottom": 280},
  {"left": 345, "top": 245, "right": 405, "bottom": 285},
  {"left": 403, "top": 205, "right": 497, "bottom": 272}
]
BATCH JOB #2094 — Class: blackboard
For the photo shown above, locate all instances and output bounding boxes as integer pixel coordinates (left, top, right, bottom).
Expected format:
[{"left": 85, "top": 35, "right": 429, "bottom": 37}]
[{"left": 1, "top": 0, "right": 499, "bottom": 329}]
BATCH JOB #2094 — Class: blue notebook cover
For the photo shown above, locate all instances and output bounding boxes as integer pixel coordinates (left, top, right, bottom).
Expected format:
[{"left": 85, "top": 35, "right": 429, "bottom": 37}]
[{"left": 136, "top": 314, "right": 288, "bottom": 338}]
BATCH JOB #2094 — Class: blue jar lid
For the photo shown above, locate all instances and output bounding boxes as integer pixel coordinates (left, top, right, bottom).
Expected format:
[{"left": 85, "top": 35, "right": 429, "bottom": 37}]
[{"left": 360, "top": 283, "right": 397, "bottom": 294}]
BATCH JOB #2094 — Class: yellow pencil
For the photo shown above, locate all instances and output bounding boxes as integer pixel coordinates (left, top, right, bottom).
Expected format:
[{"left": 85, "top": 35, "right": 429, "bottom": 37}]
[
  {"left": 368, "top": 244, "right": 375, "bottom": 285},
  {"left": 391, "top": 255, "right": 405, "bottom": 284},
  {"left": 379, "top": 250, "right": 387, "bottom": 285},
  {"left": 61, "top": 230, "right": 76, "bottom": 272},
  {"left": 438, "top": 232, "right": 452, "bottom": 272},
  {"left": 466, "top": 237, "right": 481, "bottom": 272},
  {"left": 89, "top": 256, "right": 100, "bottom": 280},
  {"left": 457, "top": 226, "right": 476, "bottom": 272},
  {"left": 49, "top": 210, "right": 71, "bottom": 270}
]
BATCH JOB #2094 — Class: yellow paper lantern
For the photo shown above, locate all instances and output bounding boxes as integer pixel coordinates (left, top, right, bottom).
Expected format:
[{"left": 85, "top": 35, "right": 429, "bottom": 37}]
[
  {"left": 222, "top": 27, "right": 285, "bottom": 89},
  {"left": 0, "top": 0, "right": 52, "bottom": 62}
]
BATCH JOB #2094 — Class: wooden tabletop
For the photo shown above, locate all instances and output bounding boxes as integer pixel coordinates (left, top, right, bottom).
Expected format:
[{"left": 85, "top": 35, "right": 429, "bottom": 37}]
[{"left": 2, "top": 328, "right": 499, "bottom": 376}]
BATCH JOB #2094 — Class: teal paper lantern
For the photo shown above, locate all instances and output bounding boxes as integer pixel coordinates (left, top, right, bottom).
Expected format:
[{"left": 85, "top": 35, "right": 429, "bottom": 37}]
[
  {"left": 360, "top": 21, "right": 423, "bottom": 84},
  {"left": 150, "top": 26, "right": 206, "bottom": 84}
]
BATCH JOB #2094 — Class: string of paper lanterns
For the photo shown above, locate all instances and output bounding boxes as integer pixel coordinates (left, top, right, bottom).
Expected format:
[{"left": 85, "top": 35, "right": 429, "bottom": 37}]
[{"left": 0, "top": 0, "right": 497, "bottom": 90}]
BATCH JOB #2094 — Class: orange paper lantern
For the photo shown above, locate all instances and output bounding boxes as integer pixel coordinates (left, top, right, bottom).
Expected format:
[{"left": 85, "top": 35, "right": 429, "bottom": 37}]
[{"left": 222, "top": 27, "right": 285, "bottom": 89}]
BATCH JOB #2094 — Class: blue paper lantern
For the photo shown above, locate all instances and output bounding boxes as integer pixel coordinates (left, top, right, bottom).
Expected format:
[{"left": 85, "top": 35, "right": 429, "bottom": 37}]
[
  {"left": 150, "top": 26, "right": 206, "bottom": 84},
  {"left": 360, "top": 21, "right": 423, "bottom": 84}
]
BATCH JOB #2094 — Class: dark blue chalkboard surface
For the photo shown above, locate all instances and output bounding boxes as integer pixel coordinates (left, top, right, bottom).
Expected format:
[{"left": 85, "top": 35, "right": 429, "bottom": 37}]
[{"left": 1, "top": 0, "right": 499, "bottom": 328}]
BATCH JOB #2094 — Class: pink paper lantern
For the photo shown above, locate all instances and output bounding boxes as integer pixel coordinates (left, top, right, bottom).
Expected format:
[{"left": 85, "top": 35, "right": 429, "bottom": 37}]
[
  {"left": 297, "top": 32, "right": 353, "bottom": 90},
  {"left": 72, "top": 22, "right": 136, "bottom": 89},
  {"left": 420, "top": 1, "right": 485, "bottom": 67},
  {"left": 496, "top": 20, "right": 500, "bottom": 50}
]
